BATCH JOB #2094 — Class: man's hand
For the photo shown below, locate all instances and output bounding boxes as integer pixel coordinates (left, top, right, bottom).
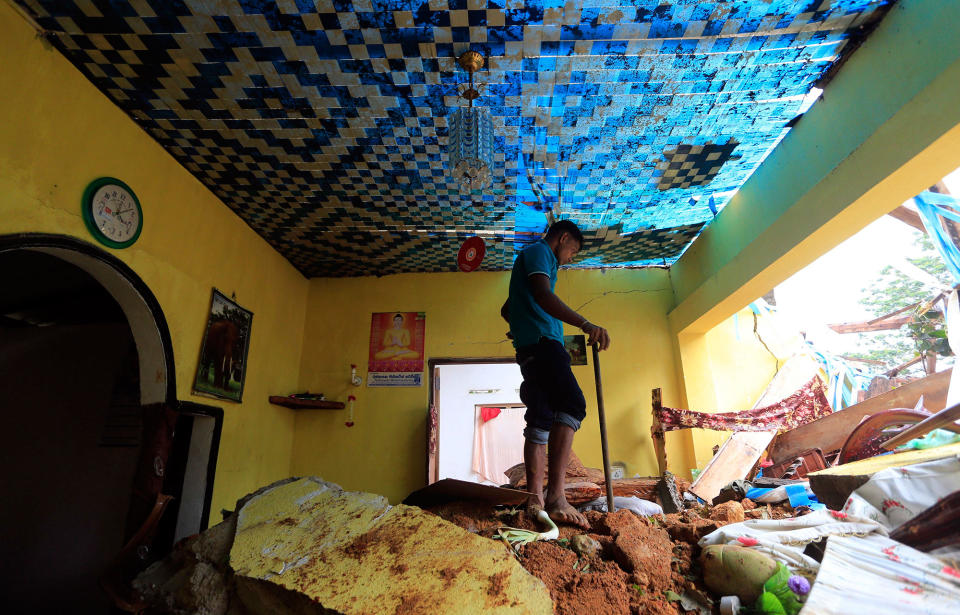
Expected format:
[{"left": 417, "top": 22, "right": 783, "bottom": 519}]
[{"left": 581, "top": 322, "right": 610, "bottom": 351}]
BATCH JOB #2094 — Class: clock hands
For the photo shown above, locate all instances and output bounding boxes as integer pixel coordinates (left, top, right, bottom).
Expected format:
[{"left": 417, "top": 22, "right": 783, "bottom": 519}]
[{"left": 114, "top": 207, "right": 134, "bottom": 224}]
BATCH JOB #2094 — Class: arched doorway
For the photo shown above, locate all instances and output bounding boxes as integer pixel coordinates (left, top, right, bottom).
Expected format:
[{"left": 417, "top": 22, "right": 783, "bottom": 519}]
[{"left": 0, "top": 234, "right": 221, "bottom": 613}]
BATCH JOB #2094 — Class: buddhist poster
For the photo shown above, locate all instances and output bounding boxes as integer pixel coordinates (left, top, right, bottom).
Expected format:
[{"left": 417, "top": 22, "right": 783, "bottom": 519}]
[{"left": 367, "top": 312, "right": 426, "bottom": 387}]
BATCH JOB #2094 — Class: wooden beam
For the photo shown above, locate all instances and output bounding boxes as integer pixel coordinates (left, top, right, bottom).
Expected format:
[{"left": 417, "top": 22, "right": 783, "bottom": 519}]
[
  {"left": 767, "top": 368, "right": 952, "bottom": 464},
  {"left": 886, "top": 354, "right": 923, "bottom": 377},
  {"left": 651, "top": 388, "right": 667, "bottom": 476},
  {"left": 887, "top": 206, "right": 926, "bottom": 232},
  {"left": 808, "top": 441, "right": 960, "bottom": 510},
  {"left": 866, "top": 301, "right": 920, "bottom": 325},
  {"left": 828, "top": 315, "right": 913, "bottom": 333},
  {"left": 881, "top": 401, "right": 960, "bottom": 449},
  {"left": 813, "top": 441, "right": 960, "bottom": 477},
  {"left": 838, "top": 355, "right": 887, "bottom": 366}
]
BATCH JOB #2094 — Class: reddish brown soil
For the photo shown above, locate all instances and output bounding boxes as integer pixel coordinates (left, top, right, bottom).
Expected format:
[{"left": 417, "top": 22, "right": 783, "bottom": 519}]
[{"left": 425, "top": 499, "right": 795, "bottom": 615}]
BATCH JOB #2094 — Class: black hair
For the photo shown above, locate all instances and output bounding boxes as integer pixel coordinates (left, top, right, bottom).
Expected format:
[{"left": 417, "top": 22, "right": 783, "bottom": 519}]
[{"left": 544, "top": 219, "right": 584, "bottom": 246}]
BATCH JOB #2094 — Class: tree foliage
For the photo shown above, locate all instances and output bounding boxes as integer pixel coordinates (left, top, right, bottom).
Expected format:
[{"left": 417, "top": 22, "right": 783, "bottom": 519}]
[{"left": 850, "top": 233, "right": 953, "bottom": 374}]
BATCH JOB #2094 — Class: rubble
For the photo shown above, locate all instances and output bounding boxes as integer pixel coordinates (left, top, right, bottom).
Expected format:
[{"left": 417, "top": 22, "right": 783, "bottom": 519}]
[
  {"left": 135, "top": 478, "right": 552, "bottom": 614},
  {"left": 130, "top": 425, "right": 960, "bottom": 615},
  {"left": 427, "top": 497, "right": 797, "bottom": 615},
  {"left": 708, "top": 501, "right": 745, "bottom": 524}
]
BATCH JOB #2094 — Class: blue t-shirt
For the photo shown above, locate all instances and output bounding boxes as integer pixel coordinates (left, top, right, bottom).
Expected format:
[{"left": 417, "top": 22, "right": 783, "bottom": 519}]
[{"left": 508, "top": 239, "right": 564, "bottom": 348}]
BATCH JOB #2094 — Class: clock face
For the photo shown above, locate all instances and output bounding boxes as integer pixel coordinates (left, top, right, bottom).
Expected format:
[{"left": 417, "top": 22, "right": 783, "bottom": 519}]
[{"left": 82, "top": 178, "right": 142, "bottom": 248}]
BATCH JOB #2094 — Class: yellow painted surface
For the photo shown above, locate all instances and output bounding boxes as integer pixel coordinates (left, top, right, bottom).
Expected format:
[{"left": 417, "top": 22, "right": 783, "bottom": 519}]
[
  {"left": 292, "top": 268, "right": 687, "bottom": 502},
  {"left": 231, "top": 477, "right": 552, "bottom": 614},
  {"left": 7, "top": 0, "right": 958, "bottom": 530},
  {"left": 670, "top": 0, "right": 960, "bottom": 336},
  {"left": 0, "top": 5, "right": 309, "bottom": 521},
  {"left": 679, "top": 306, "right": 809, "bottom": 472}
]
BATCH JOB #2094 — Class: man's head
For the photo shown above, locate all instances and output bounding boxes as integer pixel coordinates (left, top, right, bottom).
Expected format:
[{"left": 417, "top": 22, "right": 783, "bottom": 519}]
[{"left": 544, "top": 220, "right": 584, "bottom": 265}]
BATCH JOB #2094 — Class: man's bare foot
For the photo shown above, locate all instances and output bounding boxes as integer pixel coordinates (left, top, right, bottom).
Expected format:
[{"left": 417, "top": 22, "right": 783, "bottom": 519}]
[
  {"left": 545, "top": 497, "right": 589, "bottom": 529},
  {"left": 526, "top": 493, "right": 545, "bottom": 518}
]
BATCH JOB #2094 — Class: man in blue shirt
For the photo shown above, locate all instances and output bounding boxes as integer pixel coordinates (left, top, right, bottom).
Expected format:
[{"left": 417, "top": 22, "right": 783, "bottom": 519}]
[{"left": 500, "top": 220, "right": 611, "bottom": 529}]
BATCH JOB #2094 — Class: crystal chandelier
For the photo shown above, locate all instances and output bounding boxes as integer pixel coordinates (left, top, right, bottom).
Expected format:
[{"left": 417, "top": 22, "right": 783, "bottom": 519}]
[{"left": 447, "top": 51, "right": 494, "bottom": 193}]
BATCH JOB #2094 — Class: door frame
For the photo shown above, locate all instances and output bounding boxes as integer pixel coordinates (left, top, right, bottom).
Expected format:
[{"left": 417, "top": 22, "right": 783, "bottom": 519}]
[{"left": 426, "top": 356, "right": 517, "bottom": 485}]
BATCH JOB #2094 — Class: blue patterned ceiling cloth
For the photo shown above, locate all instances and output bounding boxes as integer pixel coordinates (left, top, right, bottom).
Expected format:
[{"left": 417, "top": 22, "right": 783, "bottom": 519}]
[
  {"left": 15, "top": 0, "right": 893, "bottom": 277},
  {"left": 448, "top": 106, "right": 495, "bottom": 192}
]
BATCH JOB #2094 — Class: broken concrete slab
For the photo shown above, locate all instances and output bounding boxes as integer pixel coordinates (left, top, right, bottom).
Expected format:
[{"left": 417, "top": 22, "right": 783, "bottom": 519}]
[
  {"left": 656, "top": 471, "right": 683, "bottom": 514},
  {"left": 133, "top": 514, "right": 236, "bottom": 615},
  {"left": 229, "top": 477, "right": 553, "bottom": 615}
]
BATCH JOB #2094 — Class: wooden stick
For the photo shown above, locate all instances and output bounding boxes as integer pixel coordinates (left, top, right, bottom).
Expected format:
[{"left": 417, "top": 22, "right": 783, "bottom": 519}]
[
  {"left": 651, "top": 388, "right": 668, "bottom": 476},
  {"left": 885, "top": 354, "right": 923, "bottom": 377},
  {"left": 839, "top": 355, "right": 888, "bottom": 366},
  {"left": 886, "top": 206, "right": 926, "bottom": 233},
  {"left": 866, "top": 301, "right": 920, "bottom": 325},
  {"left": 828, "top": 315, "right": 914, "bottom": 333},
  {"left": 880, "top": 401, "right": 960, "bottom": 450},
  {"left": 592, "top": 344, "right": 615, "bottom": 512}
]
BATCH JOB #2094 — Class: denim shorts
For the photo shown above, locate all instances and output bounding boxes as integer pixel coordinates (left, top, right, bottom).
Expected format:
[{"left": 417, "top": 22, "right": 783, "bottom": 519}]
[{"left": 516, "top": 337, "right": 587, "bottom": 445}]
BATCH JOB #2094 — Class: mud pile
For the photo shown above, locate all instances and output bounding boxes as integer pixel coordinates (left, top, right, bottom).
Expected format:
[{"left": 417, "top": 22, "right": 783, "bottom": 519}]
[{"left": 426, "top": 499, "right": 793, "bottom": 615}]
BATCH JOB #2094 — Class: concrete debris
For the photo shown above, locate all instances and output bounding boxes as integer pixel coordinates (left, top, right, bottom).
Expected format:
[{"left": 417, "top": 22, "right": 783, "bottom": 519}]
[
  {"left": 708, "top": 501, "right": 745, "bottom": 524},
  {"left": 133, "top": 515, "right": 236, "bottom": 615},
  {"left": 656, "top": 471, "right": 683, "bottom": 514},
  {"left": 135, "top": 477, "right": 552, "bottom": 615},
  {"left": 569, "top": 534, "right": 601, "bottom": 558}
]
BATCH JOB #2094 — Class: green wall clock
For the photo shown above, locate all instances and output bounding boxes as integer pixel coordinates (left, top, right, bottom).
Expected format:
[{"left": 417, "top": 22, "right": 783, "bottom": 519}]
[{"left": 81, "top": 177, "right": 143, "bottom": 249}]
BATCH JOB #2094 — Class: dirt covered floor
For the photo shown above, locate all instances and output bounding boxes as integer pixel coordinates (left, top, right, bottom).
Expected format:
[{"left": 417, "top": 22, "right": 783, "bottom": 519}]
[{"left": 425, "top": 499, "right": 794, "bottom": 615}]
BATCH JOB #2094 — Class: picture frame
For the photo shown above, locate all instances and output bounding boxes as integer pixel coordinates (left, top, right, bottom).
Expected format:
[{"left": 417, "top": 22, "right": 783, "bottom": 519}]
[
  {"left": 193, "top": 289, "right": 253, "bottom": 402},
  {"left": 367, "top": 311, "right": 426, "bottom": 387},
  {"left": 564, "top": 334, "right": 588, "bottom": 366}
]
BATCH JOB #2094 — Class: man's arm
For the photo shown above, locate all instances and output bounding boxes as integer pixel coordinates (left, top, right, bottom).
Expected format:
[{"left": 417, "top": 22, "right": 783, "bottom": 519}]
[
  {"left": 528, "top": 274, "right": 611, "bottom": 350},
  {"left": 500, "top": 299, "right": 510, "bottom": 324}
]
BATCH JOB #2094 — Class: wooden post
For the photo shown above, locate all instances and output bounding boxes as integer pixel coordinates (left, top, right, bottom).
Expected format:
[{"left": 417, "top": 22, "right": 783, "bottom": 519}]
[
  {"left": 592, "top": 344, "right": 615, "bottom": 513},
  {"left": 651, "top": 388, "right": 668, "bottom": 476}
]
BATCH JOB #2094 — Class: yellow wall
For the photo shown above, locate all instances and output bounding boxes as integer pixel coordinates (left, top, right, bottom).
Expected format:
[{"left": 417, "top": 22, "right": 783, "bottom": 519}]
[
  {"left": 291, "top": 268, "right": 692, "bottom": 502},
  {"left": 704, "top": 308, "right": 780, "bottom": 410},
  {"left": 7, "top": 0, "right": 959, "bottom": 518},
  {"left": 0, "top": 4, "right": 310, "bottom": 519},
  {"left": 678, "top": 306, "right": 790, "bottom": 471}
]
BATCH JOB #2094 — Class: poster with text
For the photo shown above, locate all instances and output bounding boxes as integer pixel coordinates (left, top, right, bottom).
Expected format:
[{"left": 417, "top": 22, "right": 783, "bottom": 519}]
[{"left": 367, "top": 312, "right": 426, "bottom": 387}]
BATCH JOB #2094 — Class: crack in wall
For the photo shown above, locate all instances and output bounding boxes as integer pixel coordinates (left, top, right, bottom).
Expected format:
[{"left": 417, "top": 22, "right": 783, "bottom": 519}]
[{"left": 573, "top": 287, "right": 672, "bottom": 312}]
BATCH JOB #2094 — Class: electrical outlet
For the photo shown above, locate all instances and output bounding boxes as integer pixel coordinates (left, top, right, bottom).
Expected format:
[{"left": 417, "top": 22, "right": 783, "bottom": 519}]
[{"left": 611, "top": 465, "right": 625, "bottom": 480}]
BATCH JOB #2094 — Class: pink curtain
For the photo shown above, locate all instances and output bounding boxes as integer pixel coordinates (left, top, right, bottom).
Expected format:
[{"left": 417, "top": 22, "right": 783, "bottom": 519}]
[{"left": 472, "top": 406, "right": 526, "bottom": 484}]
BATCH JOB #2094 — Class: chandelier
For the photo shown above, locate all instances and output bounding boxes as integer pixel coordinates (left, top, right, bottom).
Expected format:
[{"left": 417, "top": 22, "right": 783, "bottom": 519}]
[{"left": 447, "top": 50, "right": 494, "bottom": 193}]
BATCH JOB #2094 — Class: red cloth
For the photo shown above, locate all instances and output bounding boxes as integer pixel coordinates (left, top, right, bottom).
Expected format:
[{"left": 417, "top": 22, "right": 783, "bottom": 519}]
[
  {"left": 480, "top": 406, "right": 501, "bottom": 422},
  {"left": 655, "top": 376, "right": 832, "bottom": 433}
]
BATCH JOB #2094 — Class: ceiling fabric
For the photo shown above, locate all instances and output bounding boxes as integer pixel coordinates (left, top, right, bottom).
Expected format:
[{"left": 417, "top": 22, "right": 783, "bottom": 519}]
[{"left": 18, "top": 0, "right": 891, "bottom": 276}]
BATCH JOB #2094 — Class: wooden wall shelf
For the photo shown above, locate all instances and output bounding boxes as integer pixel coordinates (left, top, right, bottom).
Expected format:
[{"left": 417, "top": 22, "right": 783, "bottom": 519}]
[{"left": 269, "top": 396, "right": 345, "bottom": 410}]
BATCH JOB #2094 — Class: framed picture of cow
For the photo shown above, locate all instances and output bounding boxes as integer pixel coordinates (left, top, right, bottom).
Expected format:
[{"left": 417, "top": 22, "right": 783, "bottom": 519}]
[{"left": 193, "top": 289, "right": 253, "bottom": 403}]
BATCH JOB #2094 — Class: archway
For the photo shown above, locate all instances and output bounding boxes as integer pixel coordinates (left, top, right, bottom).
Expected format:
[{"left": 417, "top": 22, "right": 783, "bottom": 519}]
[{"left": 0, "top": 234, "right": 220, "bottom": 613}]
